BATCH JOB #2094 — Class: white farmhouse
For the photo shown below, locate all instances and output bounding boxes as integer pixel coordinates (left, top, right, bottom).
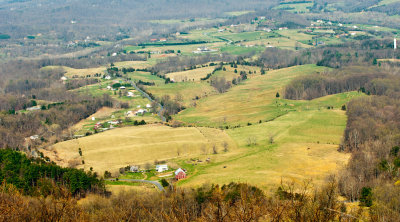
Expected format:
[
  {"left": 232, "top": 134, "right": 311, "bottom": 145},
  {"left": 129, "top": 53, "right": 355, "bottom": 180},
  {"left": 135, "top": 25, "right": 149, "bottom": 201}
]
[
  {"left": 30, "top": 135, "right": 39, "bottom": 140},
  {"left": 156, "top": 165, "right": 168, "bottom": 172},
  {"left": 136, "top": 109, "right": 146, "bottom": 116}
]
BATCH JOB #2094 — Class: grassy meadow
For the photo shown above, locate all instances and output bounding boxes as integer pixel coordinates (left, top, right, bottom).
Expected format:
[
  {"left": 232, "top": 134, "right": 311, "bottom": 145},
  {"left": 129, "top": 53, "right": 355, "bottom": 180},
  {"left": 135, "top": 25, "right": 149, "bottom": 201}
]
[
  {"left": 175, "top": 65, "right": 332, "bottom": 127},
  {"left": 145, "top": 81, "right": 217, "bottom": 106},
  {"left": 178, "top": 105, "right": 351, "bottom": 191},
  {"left": 214, "top": 65, "right": 262, "bottom": 81},
  {"left": 274, "top": 2, "right": 314, "bottom": 13},
  {"left": 47, "top": 125, "right": 236, "bottom": 174},
  {"left": 128, "top": 71, "right": 165, "bottom": 85},
  {"left": 168, "top": 65, "right": 363, "bottom": 190},
  {"left": 165, "top": 66, "right": 215, "bottom": 82}
]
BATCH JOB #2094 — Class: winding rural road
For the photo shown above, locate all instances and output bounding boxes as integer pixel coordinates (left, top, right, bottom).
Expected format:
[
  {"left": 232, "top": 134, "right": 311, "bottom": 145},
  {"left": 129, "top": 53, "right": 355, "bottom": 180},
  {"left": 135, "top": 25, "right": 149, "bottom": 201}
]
[
  {"left": 129, "top": 80, "right": 166, "bottom": 122},
  {"left": 107, "top": 179, "right": 166, "bottom": 192}
]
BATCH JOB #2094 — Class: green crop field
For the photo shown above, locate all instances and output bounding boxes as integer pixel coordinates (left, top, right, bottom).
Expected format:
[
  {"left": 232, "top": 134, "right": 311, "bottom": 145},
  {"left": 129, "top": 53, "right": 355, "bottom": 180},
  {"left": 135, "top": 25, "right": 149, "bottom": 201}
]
[
  {"left": 214, "top": 31, "right": 276, "bottom": 42},
  {"left": 278, "top": 29, "right": 314, "bottom": 42},
  {"left": 275, "top": 2, "right": 314, "bottom": 13},
  {"left": 128, "top": 71, "right": 165, "bottom": 85},
  {"left": 224, "top": 11, "right": 255, "bottom": 16},
  {"left": 220, "top": 45, "right": 266, "bottom": 55},
  {"left": 178, "top": 28, "right": 223, "bottom": 42}
]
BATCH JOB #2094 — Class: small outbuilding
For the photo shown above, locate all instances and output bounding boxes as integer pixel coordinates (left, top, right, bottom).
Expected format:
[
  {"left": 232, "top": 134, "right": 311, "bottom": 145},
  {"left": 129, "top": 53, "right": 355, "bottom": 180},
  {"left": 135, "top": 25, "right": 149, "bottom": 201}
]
[
  {"left": 130, "top": 166, "right": 139, "bottom": 172},
  {"left": 30, "top": 135, "right": 39, "bottom": 140},
  {"left": 136, "top": 109, "right": 146, "bottom": 116},
  {"left": 156, "top": 165, "right": 168, "bottom": 172}
]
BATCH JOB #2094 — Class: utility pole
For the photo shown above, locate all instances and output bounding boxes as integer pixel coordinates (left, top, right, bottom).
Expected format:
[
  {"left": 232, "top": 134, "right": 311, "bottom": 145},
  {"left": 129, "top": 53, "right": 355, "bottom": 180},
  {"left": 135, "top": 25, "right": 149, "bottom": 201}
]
[{"left": 394, "top": 35, "right": 397, "bottom": 60}]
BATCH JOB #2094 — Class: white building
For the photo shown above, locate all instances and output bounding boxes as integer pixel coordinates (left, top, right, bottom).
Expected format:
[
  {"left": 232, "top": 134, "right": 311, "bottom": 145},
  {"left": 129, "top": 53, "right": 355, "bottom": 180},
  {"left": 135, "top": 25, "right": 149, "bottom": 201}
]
[
  {"left": 27, "top": 106, "right": 41, "bottom": 111},
  {"left": 136, "top": 109, "right": 146, "bottom": 116},
  {"left": 130, "top": 166, "right": 139, "bottom": 172},
  {"left": 30, "top": 135, "right": 39, "bottom": 140},
  {"left": 156, "top": 165, "right": 168, "bottom": 172}
]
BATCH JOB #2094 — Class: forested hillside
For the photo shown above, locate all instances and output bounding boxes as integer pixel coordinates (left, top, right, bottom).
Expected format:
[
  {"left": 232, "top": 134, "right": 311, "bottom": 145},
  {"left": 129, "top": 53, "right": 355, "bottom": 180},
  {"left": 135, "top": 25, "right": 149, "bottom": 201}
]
[{"left": 0, "top": 149, "right": 104, "bottom": 196}]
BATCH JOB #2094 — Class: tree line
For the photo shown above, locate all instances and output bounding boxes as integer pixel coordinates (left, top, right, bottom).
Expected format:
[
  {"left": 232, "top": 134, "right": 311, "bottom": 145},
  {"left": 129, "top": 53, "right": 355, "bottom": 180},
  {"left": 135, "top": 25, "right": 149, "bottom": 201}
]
[
  {"left": 257, "top": 38, "right": 400, "bottom": 70},
  {"left": 0, "top": 149, "right": 104, "bottom": 197},
  {"left": 1, "top": 172, "right": 376, "bottom": 221},
  {"left": 284, "top": 66, "right": 388, "bottom": 100}
]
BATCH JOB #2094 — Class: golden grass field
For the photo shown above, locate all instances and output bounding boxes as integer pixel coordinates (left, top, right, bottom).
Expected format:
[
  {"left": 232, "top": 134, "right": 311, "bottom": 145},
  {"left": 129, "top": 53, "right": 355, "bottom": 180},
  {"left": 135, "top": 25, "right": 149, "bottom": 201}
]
[
  {"left": 145, "top": 82, "right": 217, "bottom": 107},
  {"left": 214, "top": 65, "right": 262, "bottom": 81},
  {"left": 147, "top": 65, "right": 262, "bottom": 106},
  {"left": 45, "top": 124, "right": 236, "bottom": 174},
  {"left": 176, "top": 65, "right": 330, "bottom": 126},
  {"left": 43, "top": 66, "right": 106, "bottom": 78},
  {"left": 165, "top": 66, "right": 215, "bottom": 82},
  {"left": 178, "top": 105, "right": 352, "bottom": 192},
  {"left": 168, "top": 65, "right": 362, "bottom": 190}
]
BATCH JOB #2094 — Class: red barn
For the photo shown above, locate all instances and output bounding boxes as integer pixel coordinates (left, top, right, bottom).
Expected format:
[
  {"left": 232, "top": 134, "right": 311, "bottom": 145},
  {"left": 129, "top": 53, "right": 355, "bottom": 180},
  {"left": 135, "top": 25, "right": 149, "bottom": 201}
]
[{"left": 175, "top": 168, "right": 186, "bottom": 180}]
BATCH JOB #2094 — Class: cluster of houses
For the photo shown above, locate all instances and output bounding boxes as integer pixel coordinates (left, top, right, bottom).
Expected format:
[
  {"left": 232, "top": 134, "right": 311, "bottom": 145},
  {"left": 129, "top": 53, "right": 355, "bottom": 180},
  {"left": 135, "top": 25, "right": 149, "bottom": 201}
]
[
  {"left": 93, "top": 120, "right": 121, "bottom": 130},
  {"left": 125, "top": 104, "right": 152, "bottom": 117},
  {"left": 106, "top": 85, "right": 127, "bottom": 90},
  {"left": 130, "top": 164, "right": 187, "bottom": 180}
]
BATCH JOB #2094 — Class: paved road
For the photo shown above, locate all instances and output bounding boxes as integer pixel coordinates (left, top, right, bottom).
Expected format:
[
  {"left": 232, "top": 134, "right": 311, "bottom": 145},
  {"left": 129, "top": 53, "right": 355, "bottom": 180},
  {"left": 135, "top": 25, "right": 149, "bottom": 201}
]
[
  {"left": 107, "top": 179, "right": 166, "bottom": 192},
  {"left": 129, "top": 80, "right": 166, "bottom": 122}
]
